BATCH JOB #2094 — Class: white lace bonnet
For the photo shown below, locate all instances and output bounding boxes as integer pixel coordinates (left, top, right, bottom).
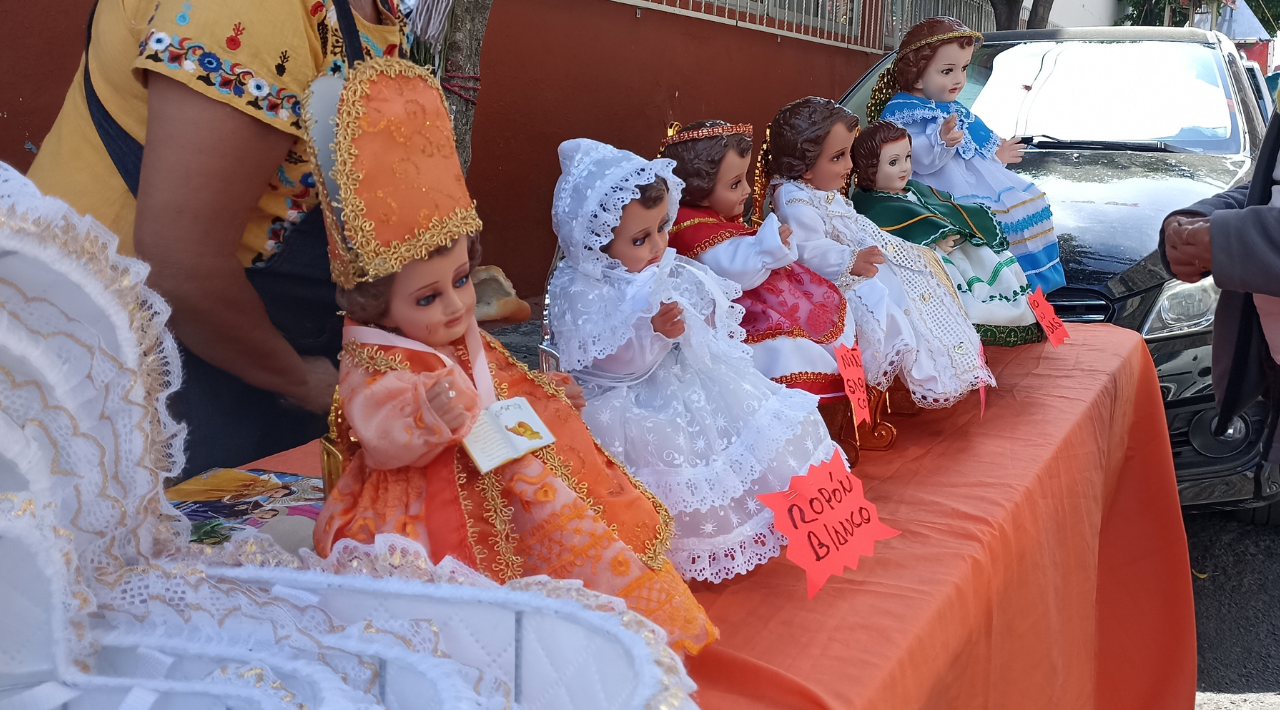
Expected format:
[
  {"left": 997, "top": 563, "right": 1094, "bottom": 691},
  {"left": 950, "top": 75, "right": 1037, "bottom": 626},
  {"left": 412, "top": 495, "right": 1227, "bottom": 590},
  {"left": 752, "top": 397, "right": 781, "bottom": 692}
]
[{"left": 550, "top": 138, "right": 684, "bottom": 279}]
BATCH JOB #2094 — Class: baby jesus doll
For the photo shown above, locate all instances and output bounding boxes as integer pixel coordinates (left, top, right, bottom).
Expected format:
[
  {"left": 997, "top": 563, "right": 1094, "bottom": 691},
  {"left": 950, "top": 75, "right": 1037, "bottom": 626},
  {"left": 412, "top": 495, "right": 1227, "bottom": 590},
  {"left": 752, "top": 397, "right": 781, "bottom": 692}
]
[
  {"left": 767, "top": 97, "right": 994, "bottom": 408},
  {"left": 869, "top": 16, "right": 1065, "bottom": 294},
  {"left": 850, "top": 120, "right": 1044, "bottom": 347},
  {"left": 547, "top": 138, "right": 844, "bottom": 583},
  {"left": 657, "top": 120, "right": 861, "bottom": 451},
  {"left": 304, "top": 57, "right": 715, "bottom": 655}
]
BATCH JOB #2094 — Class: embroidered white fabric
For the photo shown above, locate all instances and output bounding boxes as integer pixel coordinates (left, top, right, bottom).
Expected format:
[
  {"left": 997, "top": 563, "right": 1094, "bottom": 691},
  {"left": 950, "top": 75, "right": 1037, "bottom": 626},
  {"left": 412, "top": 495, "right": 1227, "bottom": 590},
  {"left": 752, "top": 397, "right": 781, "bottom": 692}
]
[
  {"left": 546, "top": 146, "right": 842, "bottom": 581},
  {"left": 773, "top": 179, "right": 995, "bottom": 407},
  {"left": 0, "top": 163, "right": 700, "bottom": 710}
]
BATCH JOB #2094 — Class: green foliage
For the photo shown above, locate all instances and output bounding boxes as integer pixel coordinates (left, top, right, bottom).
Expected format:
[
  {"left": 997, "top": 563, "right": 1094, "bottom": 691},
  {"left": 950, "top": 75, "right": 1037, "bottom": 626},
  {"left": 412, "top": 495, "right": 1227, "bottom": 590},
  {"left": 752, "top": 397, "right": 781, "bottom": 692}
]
[{"left": 1116, "top": 0, "right": 1280, "bottom": 36}]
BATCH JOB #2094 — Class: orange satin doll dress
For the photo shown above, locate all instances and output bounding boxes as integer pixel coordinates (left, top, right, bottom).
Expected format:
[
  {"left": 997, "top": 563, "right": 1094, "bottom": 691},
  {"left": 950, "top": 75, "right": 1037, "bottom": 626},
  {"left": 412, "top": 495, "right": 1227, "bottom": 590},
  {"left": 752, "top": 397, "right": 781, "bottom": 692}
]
[{"left": 314, "top": 320, "right": 717, "bottom": 655}]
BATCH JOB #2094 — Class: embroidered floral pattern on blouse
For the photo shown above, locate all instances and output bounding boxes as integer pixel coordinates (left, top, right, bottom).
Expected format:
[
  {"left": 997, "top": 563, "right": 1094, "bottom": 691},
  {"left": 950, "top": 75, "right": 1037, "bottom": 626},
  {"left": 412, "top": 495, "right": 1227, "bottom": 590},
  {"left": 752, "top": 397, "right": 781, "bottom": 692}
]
[{"left": 139, "top": 30, "right": 303, "bottom": 128}]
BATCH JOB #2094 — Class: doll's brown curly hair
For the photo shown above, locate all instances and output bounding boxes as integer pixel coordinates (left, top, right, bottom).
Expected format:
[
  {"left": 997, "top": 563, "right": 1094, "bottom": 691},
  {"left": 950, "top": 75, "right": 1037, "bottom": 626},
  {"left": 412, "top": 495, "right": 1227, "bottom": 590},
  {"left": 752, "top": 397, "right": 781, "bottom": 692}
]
[
  {"left": 853, "top": 121, "right": 911, "bottom": 191},
  {"left": 336, "top": 233, "right": 483, "bottom": 325},
  {"left": 766, "top": 97, "right": 859, "bottom": 180},
  {"left": 659, "top": 121, "right": 754, "bottom": 206},
  {"left": 896, "top": 17, "right": 979, "bottom": 93}
]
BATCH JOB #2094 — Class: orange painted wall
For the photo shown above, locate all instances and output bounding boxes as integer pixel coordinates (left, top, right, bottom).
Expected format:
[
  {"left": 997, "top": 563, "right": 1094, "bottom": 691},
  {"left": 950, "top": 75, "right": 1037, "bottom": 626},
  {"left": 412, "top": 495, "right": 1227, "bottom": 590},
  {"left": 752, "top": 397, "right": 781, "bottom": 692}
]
[
  {"left": 468, "top": 0, "right": 879, "bottom": 295},
  {"left": 0, "top": 0, "right": 877, "bottom": 295}
]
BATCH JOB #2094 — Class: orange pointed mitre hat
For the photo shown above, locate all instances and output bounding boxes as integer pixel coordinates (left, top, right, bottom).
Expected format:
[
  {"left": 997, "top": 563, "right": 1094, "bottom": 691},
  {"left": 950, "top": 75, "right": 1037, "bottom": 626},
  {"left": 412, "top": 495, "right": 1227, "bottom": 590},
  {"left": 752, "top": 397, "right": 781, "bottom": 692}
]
[{"left": 303, "top": 57, "right": 481, "bottom": 289}]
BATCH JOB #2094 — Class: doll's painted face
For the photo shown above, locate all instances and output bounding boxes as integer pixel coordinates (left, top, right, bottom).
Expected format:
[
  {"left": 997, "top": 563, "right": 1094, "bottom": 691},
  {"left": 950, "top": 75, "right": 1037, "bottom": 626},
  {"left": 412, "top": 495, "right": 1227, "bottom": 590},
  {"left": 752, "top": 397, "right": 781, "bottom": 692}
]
[
  {"left": 603, "top": 198, "right": 670, "bottom": 273},
  {"left": 704, "top": 150, "right": 752, "bottom": 219},
  {"left": 801, "top": 122, "right": 856, "bottom": 192},
  {"left": 875, "top": 137, "right": 912, "bottom": 193},
  {"left": 379, "top": 238, "right": 476, "bottom": 347},
  {"left": 913, "top": 42, "right": 973, "bottom": 102}
]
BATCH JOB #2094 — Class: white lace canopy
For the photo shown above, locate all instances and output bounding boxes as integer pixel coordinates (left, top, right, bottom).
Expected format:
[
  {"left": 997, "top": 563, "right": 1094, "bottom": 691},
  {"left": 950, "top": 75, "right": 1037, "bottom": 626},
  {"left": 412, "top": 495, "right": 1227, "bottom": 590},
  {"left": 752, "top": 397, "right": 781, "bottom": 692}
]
[{"left": 551, "top": 138, "right": 684, "bottom": 279}]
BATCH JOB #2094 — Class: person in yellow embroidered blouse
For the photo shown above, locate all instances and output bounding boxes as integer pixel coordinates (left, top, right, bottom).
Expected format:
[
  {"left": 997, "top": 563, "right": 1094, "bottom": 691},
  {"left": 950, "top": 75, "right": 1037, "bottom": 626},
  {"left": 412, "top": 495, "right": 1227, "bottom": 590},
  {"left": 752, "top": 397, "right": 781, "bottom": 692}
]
[{"left": 28, "top": 0, "right": 403, "bottom": 477}]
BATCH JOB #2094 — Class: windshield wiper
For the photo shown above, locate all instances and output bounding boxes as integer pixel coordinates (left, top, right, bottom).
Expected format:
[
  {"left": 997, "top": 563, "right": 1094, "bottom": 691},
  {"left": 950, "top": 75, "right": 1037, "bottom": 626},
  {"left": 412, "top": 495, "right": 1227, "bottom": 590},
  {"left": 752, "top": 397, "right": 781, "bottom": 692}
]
[{"left": 1026, "top": 137, "right": 1190, "bottom": 153}]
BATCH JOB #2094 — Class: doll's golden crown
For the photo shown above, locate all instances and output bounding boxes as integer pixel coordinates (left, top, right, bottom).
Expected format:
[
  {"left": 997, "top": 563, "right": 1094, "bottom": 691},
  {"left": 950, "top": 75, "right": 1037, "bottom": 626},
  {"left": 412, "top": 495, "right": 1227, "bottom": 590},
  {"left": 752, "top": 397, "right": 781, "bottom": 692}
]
[
  {"left": 658, "top": 122, "right": 754, "bottom": 150},
  {"left": 304, "top": 57, "right": 481, "bottom": 289}
]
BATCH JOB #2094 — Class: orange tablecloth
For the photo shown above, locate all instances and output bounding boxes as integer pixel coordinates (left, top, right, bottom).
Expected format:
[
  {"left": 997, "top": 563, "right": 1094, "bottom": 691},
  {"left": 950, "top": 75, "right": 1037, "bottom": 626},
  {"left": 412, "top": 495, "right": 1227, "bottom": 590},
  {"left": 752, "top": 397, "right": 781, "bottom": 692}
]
[{"left": 246, "top": 323, "right": 1195, "bottom": 710}]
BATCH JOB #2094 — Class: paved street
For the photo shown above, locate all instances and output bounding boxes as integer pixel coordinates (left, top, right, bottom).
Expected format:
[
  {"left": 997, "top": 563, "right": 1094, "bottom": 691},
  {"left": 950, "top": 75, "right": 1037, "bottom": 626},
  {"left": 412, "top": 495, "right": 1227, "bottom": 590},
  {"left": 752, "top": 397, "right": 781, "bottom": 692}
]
[{"left": 1190, "top": 511, "right": 1280, "bottom": 709}]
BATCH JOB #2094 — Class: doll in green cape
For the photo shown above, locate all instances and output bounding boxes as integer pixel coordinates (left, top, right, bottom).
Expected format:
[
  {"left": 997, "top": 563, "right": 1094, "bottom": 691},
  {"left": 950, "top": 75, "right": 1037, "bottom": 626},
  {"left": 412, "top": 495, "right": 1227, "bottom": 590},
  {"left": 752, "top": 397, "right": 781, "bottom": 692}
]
[{"left": 851, "top": 121, "right": 1044, "bottom": 347}]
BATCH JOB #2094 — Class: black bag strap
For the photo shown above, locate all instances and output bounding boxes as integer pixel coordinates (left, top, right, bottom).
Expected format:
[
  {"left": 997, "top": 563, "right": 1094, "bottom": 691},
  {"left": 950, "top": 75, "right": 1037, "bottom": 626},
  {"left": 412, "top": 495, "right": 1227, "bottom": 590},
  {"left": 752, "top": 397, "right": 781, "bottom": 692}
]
[{"left": 83, "top": 0, "right": 367, "bottom": 198}]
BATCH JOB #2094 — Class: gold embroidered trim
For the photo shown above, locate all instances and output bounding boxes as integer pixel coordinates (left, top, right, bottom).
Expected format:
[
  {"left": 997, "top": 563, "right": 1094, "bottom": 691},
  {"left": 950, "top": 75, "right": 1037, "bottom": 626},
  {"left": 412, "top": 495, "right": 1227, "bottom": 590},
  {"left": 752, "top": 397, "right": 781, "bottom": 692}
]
[
  {"left": 745, "top": 293, "right": 848, "bottom": 345},
  {"left": 306, "top": 57, "right": 482, "bottom": 288},
  {"left": 682, "top": 228, "right": 744, "bottom": 258},
  {"left": 477, "top": 467, "right": 523, "bottom": 582},
  {"left": 772, "top": 371, "right": 843, "bottom": 386},
  {"left": 486, "top": 334, "right": 675, "bottom": 570},
  {"left": 990, "top": 191, "right": 1046, "bottom": 215},
  {"left": 452, "top": 452, "right": 485, "bottom": 567},
  {"left": 340, "top": 339, "right": 409, "bottom": 373},
  {"left": 880, "top": 213, "right": 950, "bottom": 232},
  {"left": 1008, "top": 226, "right": 1056, "bottom": 246},
  {"left": 900, "top": 29, "right": 984, "bottom": 57},
  {"left": 670, "top": 217, "right": 719, "bottom": 234}
]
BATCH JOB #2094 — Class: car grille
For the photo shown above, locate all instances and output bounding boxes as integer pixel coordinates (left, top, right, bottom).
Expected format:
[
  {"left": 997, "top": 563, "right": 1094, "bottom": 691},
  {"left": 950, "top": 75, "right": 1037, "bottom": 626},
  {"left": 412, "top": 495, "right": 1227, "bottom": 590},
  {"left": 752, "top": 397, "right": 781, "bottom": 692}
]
[{"left": 1046, "top": 287, "right": 1112, "bottom": 323}]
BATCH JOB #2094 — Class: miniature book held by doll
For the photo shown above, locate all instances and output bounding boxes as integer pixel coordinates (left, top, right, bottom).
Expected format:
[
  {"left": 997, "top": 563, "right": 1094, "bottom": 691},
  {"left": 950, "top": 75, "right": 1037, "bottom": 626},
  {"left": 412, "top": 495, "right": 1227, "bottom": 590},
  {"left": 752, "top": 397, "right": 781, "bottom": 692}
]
[
  {"left": 869, "top": 16, "right": 1066, "bottom": 295},
  {"left": 303, "top": 57, "right": 715, "bottom": 655},
  {"left": 767, "top": 97, "right": 994, "bottom": 407},
  {"left": 851, "top": 120, "right": 1044, "bottom": 347},
  {"left": 656, "top": 120, "right": 862, "bottom": 451},
  {"left": 547, "top": 138, "right": 843, "bottom": 583}
]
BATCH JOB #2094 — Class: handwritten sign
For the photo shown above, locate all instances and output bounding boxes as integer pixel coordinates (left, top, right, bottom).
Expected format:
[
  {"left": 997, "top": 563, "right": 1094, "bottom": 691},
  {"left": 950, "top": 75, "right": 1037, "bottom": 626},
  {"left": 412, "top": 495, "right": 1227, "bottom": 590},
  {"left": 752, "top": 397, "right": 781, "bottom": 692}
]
[
  {"left": 834, "top": 344, "right": 872, "bottom": 425},
  {"left": 1026, "top": 286, "right": 1069, "bottom": 348},
  {"left": 757, "top": 451, "right": 899, "bottom": 598}
]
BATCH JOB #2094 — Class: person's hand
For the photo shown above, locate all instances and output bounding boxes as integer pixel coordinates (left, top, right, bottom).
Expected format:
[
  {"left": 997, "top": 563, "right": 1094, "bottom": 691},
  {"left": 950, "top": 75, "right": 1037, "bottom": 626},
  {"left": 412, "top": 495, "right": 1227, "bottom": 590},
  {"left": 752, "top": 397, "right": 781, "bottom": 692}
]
[
  {"left": 779, "top": 224, "right": 793, "bottom": 249},
  {"left": 425, "top": 374, "right": 474, "bottom": 432},
  {"left": 851, "top": 246, "right": 885, "bottom": 278},
  {"left": 651, "top": 301, "right": 686, "bottom": 339},
  {"left": 940, "top": 114, "right": 963, "bottom": 148},
  {"left": 548, "top": 372, "right": 587, "bottom": 411},
  {"left": 282, "top": 356, "right": 339, "bottom": 415},
  {"left": 936, "top": 234, "right": 964, "bottom": 254},
  {"left": 1164, "top": 215, "right": 1213, "bottom": 283},
  {"left": 995, "top": 137, "right": 1026, "bottom": 165}
]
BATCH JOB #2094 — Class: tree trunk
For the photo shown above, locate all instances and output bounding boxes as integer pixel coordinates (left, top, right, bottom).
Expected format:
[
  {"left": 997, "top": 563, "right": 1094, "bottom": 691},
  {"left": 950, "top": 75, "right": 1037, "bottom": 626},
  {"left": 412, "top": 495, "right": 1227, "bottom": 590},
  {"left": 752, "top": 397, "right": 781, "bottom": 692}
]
[
  {"left": 989, "top": 0, "right": 1023, "bottom": 29},
  {"left": 1026, "top": 0, "right": 1054, "bottom": 28},
  {"left": 442, "top": 0, "right": 494, "bottom": 175}
]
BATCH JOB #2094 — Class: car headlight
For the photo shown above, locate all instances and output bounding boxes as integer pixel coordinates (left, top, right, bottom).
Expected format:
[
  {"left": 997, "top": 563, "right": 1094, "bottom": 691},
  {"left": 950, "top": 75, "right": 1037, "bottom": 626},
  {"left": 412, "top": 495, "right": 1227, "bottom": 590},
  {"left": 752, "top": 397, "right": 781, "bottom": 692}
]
[{"left": 1141, "top": 276, "right": 1220, "bottom": 339}]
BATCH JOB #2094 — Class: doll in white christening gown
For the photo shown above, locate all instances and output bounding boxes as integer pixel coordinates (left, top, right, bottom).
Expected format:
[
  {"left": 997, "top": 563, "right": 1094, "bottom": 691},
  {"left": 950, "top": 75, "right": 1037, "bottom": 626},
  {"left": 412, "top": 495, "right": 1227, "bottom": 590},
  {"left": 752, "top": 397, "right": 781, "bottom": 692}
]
[{"left": 547, "top": 138, "right": 842, "bottom": 583}]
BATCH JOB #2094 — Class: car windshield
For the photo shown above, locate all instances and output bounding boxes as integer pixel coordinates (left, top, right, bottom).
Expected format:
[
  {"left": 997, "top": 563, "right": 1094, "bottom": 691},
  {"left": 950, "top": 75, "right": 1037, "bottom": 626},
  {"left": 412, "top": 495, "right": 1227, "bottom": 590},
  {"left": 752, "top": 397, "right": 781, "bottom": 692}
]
[{"left": 844, "top": 39, "right": 1241, "bottom": 154}]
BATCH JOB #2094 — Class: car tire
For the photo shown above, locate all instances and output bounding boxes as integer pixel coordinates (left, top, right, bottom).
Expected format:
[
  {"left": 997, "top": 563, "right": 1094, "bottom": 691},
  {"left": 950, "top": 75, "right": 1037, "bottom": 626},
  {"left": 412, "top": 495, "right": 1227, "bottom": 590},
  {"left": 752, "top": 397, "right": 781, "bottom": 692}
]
[{"left": 1234, "top": 501, "right": 1280, "bottom": 525}]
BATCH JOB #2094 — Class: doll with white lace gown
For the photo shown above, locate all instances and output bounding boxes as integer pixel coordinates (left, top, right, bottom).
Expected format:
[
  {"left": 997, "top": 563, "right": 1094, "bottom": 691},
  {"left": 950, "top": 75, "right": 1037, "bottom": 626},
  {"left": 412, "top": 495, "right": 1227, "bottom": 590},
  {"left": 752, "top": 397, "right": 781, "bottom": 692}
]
[
  {"left": 768, "top": 97, "right": 994, "bottom": 407},
  {"left": 548, "top": 139, "right": 841, "bottom": 583}
]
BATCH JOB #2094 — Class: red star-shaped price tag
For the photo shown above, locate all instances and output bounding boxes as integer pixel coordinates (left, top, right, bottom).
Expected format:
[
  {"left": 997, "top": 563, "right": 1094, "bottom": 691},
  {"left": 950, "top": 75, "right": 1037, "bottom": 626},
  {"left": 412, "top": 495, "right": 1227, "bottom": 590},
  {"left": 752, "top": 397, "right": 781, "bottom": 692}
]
[{"left": 757, "top": 451, "right": 899, "bottom": 598}]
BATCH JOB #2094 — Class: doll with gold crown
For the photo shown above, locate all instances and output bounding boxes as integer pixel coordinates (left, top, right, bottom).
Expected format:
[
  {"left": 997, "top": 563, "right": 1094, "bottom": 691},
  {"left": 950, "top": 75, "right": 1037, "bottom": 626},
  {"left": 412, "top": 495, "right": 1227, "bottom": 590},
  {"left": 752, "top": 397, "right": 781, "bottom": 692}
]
[
  {"left": 869, "top": 16, "right": 1066, "bottom": 295},
  {"left": 303, "top": 57, "right": 716, "bottom": 655}
]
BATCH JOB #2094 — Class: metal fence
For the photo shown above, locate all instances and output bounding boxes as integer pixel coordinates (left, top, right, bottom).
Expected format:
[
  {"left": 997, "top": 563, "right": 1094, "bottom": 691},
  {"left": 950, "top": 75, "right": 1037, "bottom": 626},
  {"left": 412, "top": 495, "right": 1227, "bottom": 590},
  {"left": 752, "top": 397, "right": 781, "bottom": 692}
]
[
  {"left": 616, "top": 0, "right": 890, "bottom": 52},
  {"left": 891, "top": 0, "right": 995, "bottom": 42},
  {"left": 615, "top": 0, "right": 998, "bottom": 52}
]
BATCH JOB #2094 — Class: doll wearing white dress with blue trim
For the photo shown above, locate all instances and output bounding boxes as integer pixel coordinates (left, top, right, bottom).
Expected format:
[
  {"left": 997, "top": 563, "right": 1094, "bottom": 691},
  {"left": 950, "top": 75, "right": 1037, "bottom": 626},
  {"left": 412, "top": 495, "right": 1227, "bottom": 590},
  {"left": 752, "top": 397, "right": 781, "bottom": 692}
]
[
  {"left": 869, "top": 16, "right": 1066, "bottom": 295},
  {"left": 547, "top": 139, "right": 842, "bottom": 583}
]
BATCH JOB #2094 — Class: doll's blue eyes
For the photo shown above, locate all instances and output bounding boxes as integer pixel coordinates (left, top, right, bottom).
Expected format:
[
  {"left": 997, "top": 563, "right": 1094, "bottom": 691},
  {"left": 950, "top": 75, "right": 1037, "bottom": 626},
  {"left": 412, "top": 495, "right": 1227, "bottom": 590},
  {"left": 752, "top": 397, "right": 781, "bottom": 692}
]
[{"left": 416, "top": 274, "right": 470, "bottom": 306}]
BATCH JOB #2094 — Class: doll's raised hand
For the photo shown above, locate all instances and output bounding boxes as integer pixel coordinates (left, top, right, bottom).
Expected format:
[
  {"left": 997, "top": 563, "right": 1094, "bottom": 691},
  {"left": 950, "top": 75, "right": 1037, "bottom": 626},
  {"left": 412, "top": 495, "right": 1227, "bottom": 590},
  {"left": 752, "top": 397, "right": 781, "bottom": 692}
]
[
  {"left": 548, "top": 372, "right": 588, "bottom": 411},
  {"left": 939, "top": 114, "right": 963, "bottom": 148},
  {"left": 426, "top": 374, "right": 479, "bottom": 433},
  {"left": 995, "top": 138, "right": 1026, "bottom": 165},
  {"left": 851, "top": 246, "right": 885, "bottom": 278},
  {"left": 779, "top": 224, "right": 793, "bottom": 249},
  {"left": 936, "top": 234, "right": 964, "bottom": 254},
  {"left": 651, "top": 301, "right": 686, "bottom": 339}
]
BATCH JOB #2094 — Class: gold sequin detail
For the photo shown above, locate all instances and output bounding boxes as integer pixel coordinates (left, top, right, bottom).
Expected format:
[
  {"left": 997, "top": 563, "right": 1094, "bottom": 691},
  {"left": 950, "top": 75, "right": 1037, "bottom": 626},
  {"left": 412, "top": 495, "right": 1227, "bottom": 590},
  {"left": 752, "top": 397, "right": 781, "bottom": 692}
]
[{"left": 339, "top": 340, "right": 410, "bottom": 373}]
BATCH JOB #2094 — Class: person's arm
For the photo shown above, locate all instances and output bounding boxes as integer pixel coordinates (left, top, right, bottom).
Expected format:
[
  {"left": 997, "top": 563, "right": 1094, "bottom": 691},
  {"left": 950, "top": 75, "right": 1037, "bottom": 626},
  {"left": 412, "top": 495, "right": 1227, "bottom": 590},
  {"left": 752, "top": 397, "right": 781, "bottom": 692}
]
[
  {"left": 1206, "top": 205, "right": 1280, "bottom": 296},
  {"left": 1158, "top": 184, "right": 1250, "bottom": 277},
  {"left": 134, "top": 74, "right": 334, "bottom": 411}
]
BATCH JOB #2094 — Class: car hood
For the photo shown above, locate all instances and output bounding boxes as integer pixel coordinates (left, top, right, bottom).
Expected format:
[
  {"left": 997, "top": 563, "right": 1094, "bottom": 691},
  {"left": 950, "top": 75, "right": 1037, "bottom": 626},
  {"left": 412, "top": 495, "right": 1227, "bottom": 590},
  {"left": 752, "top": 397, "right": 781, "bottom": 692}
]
[{"left": 1013, "top": 150, "right": 1249, "bottom": 297}]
